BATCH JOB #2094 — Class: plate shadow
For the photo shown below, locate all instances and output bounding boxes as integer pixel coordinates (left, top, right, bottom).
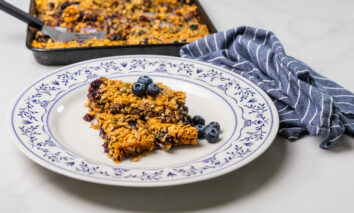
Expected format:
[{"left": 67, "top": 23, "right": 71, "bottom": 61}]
[{"left": 33, "top": 136, "right": 288, "bottom": 212}]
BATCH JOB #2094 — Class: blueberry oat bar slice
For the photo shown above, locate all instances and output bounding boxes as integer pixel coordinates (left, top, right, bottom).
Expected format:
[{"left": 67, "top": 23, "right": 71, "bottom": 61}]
[
  {"left": 95, "top": 113, "right": 198, "bottom": 163},
  {"left": 86, "top": 77, "right": 191, "bottom": 123},
  {"left": 147, "top": 118, "right": 198, "bottom": 150},
  {"left": 95, "top": 113, "right": 156, "bottom": 163}
]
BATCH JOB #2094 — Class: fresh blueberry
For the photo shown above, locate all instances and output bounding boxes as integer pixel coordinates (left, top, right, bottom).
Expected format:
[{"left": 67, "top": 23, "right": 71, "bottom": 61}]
[
  {"left": 83, "top": 113, "right": 94, "bottom": 122},
  {"left": 206, "top": 121, "right": 220, "bottom": 131},
  {"left": 204, "top": 126, "right": 219, "bottom": 143},
  {"left": 189, "top": 24, "right": 199, "bottom": 30},
  {"left": 137, "top": 76, "right": 153, "bottom": 86},
  {"left": 192, "top": 115, "right": 205, "bottom": 126},
  {"left": 195, "top": 124, "right": 205, "bottom": 139},
  {"left": 131, "top": 82, "right": 146, "bottom": 97},
  {"left": 147, "top": 83, "right": 161, "bottom": 96}
]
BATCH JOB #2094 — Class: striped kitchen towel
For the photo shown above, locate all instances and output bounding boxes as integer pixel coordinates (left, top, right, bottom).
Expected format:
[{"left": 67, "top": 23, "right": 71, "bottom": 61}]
[{"left": 180, "top": 26, "right": 354, "bottom": 148}]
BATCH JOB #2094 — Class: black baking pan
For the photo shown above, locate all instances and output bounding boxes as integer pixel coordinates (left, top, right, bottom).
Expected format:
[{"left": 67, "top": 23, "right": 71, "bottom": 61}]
[{"left": 25, "top": 0, "right": 217, "bottom": 66}]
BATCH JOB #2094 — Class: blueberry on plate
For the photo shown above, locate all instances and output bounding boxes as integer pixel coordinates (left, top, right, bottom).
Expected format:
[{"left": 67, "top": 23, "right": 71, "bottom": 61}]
[
  {"left": 204, "top": 126, "right": 219, "bottom": 143},
  {"left": 137, "top": 76, "right": 153, "bottom": 86},
  {"left": 147, "top": 83, "right": 161, "bottom": 96},
  {"left": 131, "top": 82, "right": 146, "bottom": 97},
  {"left": 206, "top": 121, "right": 220, "bottom": 131},
  {"left": 195, "top": 124, "right": 205, "bottom": 139},
  {"left": 192, "top": 115, "right": 205, "bottom": 126}
]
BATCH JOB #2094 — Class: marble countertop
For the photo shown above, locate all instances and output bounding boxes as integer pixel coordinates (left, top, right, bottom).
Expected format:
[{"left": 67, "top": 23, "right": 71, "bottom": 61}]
[{"left": 1, "top": 0, "right": 353, "bottom": 212}]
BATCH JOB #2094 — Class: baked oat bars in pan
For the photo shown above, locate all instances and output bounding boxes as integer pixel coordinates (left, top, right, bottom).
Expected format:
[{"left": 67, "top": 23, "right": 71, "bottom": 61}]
[{"left": 32, "top": 0, "right": 210, "bottom": 49}]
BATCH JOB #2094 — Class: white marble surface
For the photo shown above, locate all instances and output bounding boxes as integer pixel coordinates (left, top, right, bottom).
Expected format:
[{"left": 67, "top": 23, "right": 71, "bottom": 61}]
[{"left": 1, "top": 0, "right": 354, "bottom": 212}]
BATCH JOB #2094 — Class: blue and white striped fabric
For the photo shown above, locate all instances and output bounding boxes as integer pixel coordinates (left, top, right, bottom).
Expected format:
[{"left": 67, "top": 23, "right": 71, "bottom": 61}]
[{"left": 180, "top": 26, "right": 354, "bottom": 148}]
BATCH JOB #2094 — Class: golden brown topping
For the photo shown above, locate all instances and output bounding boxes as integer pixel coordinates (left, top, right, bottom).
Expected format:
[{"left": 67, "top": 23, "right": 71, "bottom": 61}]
[
  {"left": 147, "top": 117, "right": 198, "bottom": 148},
  {"left": 95, "top": 113, "right": 197, "bottom": 163},
  {"left": 32, "top": 0, "right": 210, "bottom": 49},
  {"left": 84, "top": 77, "right": 198, "bottom": 163},
  {"left": 96, "top": 113, "right": 156, "bottom": 162},
  {"left": 87, "top": 77, "right": 190, "bottom": 123}
]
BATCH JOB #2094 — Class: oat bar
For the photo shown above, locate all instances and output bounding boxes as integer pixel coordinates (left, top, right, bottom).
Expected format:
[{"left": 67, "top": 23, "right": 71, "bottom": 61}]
[
  {"left": 32, "top": 0, "right": 210, "bottom": 49},
  {"left": 95, "top": 113, "right": 155, "bottom": 162},
  {"left": 86, "top": 77, "right": 191, "bottom": 123},
  {"left": 147, "top": 117, "right": 198, "bottom": 150},
  {"left": 95, "top": 113, "right": 197, "bottom": 162}
]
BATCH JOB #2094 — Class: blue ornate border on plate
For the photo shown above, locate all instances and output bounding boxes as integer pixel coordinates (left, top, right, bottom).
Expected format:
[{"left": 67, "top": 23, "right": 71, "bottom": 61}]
[{"left": 10, "top": 55, "right": 279, "bottom": 186}]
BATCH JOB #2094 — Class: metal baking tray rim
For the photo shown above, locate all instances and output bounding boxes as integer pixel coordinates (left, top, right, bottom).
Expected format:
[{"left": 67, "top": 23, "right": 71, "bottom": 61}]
[{"left": 25, "top": 0, "right": 217, "bottom": 65}]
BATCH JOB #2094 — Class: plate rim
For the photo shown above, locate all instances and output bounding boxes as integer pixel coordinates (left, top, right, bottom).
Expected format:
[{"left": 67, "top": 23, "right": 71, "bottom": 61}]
[{"left": 9, "top": 55, "right": 279, "bottom": 187}]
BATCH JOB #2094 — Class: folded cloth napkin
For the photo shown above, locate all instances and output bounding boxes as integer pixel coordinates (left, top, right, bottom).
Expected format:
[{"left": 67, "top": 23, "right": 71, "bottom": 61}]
[{"left": 180, "top": 26, "right": 354, "bottom": 148}]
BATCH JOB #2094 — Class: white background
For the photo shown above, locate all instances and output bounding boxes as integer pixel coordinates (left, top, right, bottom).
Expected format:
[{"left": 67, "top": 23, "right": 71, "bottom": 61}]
[{"left": 1, "top": 0, "right": 354, "bottom": 212}]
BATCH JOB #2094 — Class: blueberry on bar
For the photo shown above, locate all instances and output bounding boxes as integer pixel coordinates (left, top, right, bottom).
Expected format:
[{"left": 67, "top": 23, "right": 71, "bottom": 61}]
[{"left": 137, "top": 76, "right": 153, "bottom": 86}]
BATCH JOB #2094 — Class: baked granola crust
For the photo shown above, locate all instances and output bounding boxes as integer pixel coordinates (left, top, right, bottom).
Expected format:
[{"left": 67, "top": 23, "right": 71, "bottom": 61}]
[
  {"left": 87, "top": 77, "right": 191, "bottom": 123},
  {"left": 95, "top": 113, "right": 197, "bottom": 162},
  {"left": 96, "top": 113, "right": 156, "bottom": 162},
  {"left": 85, "top": 77, "right": 198, "bottom": 163},
  {"left": 32, "top": 0, "right": 210, "bottom": 49}
]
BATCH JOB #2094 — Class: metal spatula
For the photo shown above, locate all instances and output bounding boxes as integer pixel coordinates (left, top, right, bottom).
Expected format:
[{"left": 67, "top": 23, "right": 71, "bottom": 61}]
[{"left": 0, "top": 0, "right": 105, "bottom": 42}]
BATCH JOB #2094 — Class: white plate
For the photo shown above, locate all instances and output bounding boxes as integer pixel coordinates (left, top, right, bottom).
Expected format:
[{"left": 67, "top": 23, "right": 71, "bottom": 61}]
[{"left": 9, "top": 55, "right": 279, "bottom": 187}]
